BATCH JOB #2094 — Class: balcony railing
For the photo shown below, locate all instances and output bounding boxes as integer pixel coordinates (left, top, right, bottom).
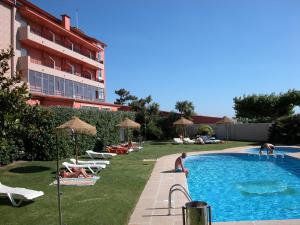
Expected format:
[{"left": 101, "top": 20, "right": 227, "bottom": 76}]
[
  {"left": 30, "top": 27, "right": 103, "bottom": 63},
  {"left": 25, "top": 56, "right": 104, "bottom": 84}
]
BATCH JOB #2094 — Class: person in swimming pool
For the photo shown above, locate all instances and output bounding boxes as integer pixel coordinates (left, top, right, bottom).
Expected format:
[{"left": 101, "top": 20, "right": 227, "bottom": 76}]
[
  {"left": 259, "top": 143, "right": 275, "bottom": 155},
  {"left": 175, "top": 152, "right": 188, "bottom": 175}
]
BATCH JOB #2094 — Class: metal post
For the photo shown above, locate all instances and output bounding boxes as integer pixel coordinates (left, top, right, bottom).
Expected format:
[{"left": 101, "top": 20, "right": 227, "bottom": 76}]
[{"left": 56, "top": 134, "right": 63, "bottom": 225}]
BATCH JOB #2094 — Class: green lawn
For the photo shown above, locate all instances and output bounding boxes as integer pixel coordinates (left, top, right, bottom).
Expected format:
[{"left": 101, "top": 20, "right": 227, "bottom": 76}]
[{"left": 0, "top": 141, "right": 254, "bottom": 225}]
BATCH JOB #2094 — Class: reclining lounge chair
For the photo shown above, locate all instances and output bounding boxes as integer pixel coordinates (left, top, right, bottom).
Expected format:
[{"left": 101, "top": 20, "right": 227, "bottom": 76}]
[
  {"left": 62, "top": 162, "right": 105, "bottom": 174},
  {"left": 86, "top": 150, "right": 117, "bottom": 159},
  {"left": 70, "top": 158, "right": 110, "bottom": 165},
  {"left": 173, "top": 138, "right": 183, "bottom": 144},
  {"left": 0, "top": 182, "right": 44, "bottom": 207}
]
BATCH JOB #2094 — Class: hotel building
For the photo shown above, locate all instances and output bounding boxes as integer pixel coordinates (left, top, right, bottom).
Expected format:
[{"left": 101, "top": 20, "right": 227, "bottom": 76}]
[{"left": 0, "top": 0, "right": 120, "bottom": 111}]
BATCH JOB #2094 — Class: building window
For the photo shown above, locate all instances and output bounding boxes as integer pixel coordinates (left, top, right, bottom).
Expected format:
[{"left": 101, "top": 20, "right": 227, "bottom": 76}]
[
  {"left": 97, "top": 52, "right": 102, "bottom": 61},
  {"left": 65, "top": 79, "right": 73, "bottom": 98},
  {"left": 55, "top": 77, "right": 64, "bottom": 96},
  {"left": 98, "top": 70, "right": 102, "bottom": 80},
  {"left": 42, "top": 73, "right": 49, "bottom": 94},
  {"left": 98, "top": 88, "right": 104, "bottom": 100},
  {"left": 29, "top": 70, "right": 42, "bottom": 93},
  {"left": 49, "top": 75, "right": 55, "bottom": 95},
  {"left": 28, "top": 70, "right": 101, "bottom": 102}
]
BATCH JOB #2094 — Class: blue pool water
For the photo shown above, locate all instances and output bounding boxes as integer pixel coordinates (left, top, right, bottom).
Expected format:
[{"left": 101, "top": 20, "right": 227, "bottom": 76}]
[
  {"left": 247, "top": 146, "right": 300, "bottom": 154},
  {"left": 185, "top": 153, "right": 300, "bottom": 222}
]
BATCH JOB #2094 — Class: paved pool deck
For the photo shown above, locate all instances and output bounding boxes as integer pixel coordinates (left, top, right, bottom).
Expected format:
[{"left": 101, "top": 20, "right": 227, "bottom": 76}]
[{"left": 128, "top": 146, "right": 300, "bottom": 225}]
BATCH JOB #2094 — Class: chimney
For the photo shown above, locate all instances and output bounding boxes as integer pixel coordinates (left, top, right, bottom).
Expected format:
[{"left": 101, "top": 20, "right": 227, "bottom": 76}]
[{"left": 61, "top": 14, "right": 70, "bottom": 31}]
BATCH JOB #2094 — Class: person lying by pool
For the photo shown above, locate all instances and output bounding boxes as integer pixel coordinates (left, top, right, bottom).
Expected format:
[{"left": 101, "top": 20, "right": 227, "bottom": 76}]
[
  {"left": 175, "top": 152, "right": 189, "bottom": 175},
  {"left": 259, "top": 143, "right": 275, "bottom": 155},
  {"left": 59, "top": 168, "right": 91, "bottom": 178}
]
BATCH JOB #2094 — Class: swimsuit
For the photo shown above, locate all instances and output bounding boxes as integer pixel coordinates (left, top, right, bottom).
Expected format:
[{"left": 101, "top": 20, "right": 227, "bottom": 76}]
[{"left": 175, "top": 168, "right": 183, "bottom": 172}]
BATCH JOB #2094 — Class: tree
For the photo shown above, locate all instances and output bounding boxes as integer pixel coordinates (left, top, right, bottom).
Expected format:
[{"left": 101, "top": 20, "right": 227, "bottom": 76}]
[
  {"left": 114, "top": 88, "right": 137, "bottom": 105},
  {"left": 0, "top": 48, "right": 30, "bottom": 164},
  {"left": 175, "top": 100, "right": 195, "bottom": 118},
  {"left": 129, "top": 95, "right": 162, "bottom": 140},
  {"left": 233, "top": 90, "right": 300, "bottom": 122},
  {"left": 197, "top": 125, "right": 214, "bottom": 136}
]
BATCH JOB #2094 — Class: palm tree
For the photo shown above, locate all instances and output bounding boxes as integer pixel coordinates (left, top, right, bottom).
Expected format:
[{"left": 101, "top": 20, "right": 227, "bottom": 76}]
[{"left": 175, "top": 100, "right": 195, "bottom": 118}]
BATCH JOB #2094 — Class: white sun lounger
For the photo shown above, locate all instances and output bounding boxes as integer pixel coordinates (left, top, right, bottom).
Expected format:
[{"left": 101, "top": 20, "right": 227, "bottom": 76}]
[
  {"left": 86, "top": 150, "right": 117, "bottom": 159},
  {"left": 183, "top": 138, "right": 195, "bottom": 144},
  {"left": 173, "top": 138, "right": 183, "bottom": 144},
  {"left": 0, "top": 182, "right": 44, "bottom": 207},
  {"left": 70, "top": 158, "right": 110, "bottom": 165},
  {"left": 62, "top": 162, "right": 105, "bottom": 174}
]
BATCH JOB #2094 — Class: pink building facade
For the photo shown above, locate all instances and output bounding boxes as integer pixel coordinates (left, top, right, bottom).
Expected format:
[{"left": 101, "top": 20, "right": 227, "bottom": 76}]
[{"left": 0, "top": 0, "right": 120, "bottom": 111}]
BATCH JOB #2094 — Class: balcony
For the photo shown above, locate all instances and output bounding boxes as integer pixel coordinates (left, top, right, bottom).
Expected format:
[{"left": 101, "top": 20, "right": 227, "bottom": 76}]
[
  {"left": 18, "top": 56, "right": 104, "bottom": 88},
  {"left": 19, "top": 26, "right": 104, "bottom": 70}
]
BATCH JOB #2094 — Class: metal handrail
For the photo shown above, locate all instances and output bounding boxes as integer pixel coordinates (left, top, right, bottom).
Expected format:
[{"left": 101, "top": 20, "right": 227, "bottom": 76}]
[{"left": 168, "top": 184, "right": 192, "bottom": 215}]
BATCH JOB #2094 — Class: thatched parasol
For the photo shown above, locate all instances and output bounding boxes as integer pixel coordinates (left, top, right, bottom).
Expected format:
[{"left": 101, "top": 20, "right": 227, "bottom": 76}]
[
  {"left": 116, "top": 117, "right": 141, "bottom": 129},
  {"left": 116, "top": 118, "right": 140, "bottom": 142},
  {"left": 216, "top": 116, "right": 233, "bottom": 140},
  {"left": 173, "top": 117, "right": 193, "bottom": 138},
  {"left": 56, "top": 116, "right": 96, "bottom": 163},
  {"left": 173, "top": 117, "right": 193, "bottom": 126},
  {"left": 55, "top": 116, "right": 97, "bottom": 225}
]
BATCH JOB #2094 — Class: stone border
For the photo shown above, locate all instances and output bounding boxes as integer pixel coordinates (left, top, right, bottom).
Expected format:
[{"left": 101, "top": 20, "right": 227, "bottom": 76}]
[{"left": 128, "top": 146, "right": 300, "bottom": 225}]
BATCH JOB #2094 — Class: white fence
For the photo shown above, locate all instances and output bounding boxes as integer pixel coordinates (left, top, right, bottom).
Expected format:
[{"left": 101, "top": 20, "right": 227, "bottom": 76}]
[
  {"left": 215, "top": 123, "right": 272, "bottom": 142},
  {"left": 186, "top": 123, "right": 272, "bottom": 142}
]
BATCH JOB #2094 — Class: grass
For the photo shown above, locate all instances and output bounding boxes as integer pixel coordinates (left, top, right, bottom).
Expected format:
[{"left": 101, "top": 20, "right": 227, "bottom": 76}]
[{"left": 0, "top": 141, "right": 255, "bottom": 225}]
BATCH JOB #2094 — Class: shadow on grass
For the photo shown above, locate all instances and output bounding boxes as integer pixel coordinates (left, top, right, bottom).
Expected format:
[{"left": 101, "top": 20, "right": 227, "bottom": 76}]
[
  {"left": 9, "top": 166, "right": 51, "bottom": 174},
  {"left": 0, "top": 197, "right": 33, "bottom": 207}
]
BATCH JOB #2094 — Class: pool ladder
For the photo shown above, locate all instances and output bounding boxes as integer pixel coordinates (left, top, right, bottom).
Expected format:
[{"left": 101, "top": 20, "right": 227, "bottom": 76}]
[{"left": 168, "top": 184, "right": 192, "bottom": 215}]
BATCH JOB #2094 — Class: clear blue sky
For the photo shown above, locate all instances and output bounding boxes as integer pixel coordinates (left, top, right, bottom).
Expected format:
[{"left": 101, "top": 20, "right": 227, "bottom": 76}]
[{"left": 30, "top": 0, "right": 300, "bottom": 117}]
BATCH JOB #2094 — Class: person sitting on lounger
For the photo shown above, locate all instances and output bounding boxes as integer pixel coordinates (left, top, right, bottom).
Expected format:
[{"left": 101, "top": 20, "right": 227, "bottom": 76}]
[
  {"left": 175, "top": 152, "right": 189, "bottom": 175},
  {"left": 259, "top": 143, "right": 275, "bottom": 155},
  {"left": 59, "top": 168, "right": 91, "bottom": 178}
]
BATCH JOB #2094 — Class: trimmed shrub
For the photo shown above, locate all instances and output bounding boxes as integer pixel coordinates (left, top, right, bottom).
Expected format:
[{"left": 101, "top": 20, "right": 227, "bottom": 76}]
[
  {"left": 0, "top": 105, "right": 134, "bottom": 165},
  {"left": 269, "top": 114, "right": 300, "bottom": 144},
  {"left": 197, "top": 125, "right": 214, "bottom": 136}
]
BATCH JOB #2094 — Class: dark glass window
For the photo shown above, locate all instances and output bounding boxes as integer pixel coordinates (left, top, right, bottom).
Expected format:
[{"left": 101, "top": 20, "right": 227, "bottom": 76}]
[
  {"left": 55, "top": 77, "right": 64, "bottom": 96},
  {"left": 42, "top": 73, "right": 49, "bottom": 94},
  {"left": 49, "top": 75, "right": 54, "bottom": 95},
  {"left": 65, "top": 79, "right": 73, "bottom": 98}
]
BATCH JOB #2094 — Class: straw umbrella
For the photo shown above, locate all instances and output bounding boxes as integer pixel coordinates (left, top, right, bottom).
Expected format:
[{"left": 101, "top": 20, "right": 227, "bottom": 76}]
[
  {"left": 56, "top": 116, "right": 97, "bottom": 163},
  {"left": 55, "top": 116, "right": 96, "bottom": 225},
  {"left": 216, "top": 116, "right": 233, "bottom": 140},
  {"left": 173, "top": 117, "right": 193, "bottom": 138},
  {"left": 116, "top": 117, "right": 141, "bottom": 142}
]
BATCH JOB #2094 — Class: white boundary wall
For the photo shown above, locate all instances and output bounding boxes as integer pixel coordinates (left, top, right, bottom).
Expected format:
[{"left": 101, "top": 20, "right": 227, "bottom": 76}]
[{"left": 215, "top": 123, "right": 272, "bottom": 142}]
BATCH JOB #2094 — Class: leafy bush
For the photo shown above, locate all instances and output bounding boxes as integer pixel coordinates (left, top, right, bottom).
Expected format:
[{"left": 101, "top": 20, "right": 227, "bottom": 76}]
[
  {"left": 197, "top": 125, "right": 214, "bottom": 136},
  {"left": 0, "top": 105, "right": 134, "bottom": 165},
  {"left": 269, "top": 114, "right": 300, "bottom": 144}
]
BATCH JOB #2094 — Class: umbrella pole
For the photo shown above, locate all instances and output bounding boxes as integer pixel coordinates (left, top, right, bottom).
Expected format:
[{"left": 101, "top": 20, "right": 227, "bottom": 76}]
[
  {"left": 56, "top": 133, "right": 63, "bottom": 225},
  {"left": 75, "top": 133, "right": 78, "bottom": 164},
  {"left": 127, "top": 128, "right": 129, "bottom": 144}
]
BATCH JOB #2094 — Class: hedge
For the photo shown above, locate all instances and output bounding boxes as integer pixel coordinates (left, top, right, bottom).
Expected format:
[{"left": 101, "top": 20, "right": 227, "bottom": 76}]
[
  {"left": 269, "top": 114, "right": 300, "bottom": 144},
  {"left": 0, "top": 106, "right": 134, "bottom": 165}
]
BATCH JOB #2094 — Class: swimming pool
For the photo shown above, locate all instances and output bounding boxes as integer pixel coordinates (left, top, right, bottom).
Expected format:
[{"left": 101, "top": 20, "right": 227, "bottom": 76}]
[
  {"left": 185, "top": 153, "right": 300, "bottom": 222},
  {"left": 247, "top": 146, "right": 300, "bottom": 154}
]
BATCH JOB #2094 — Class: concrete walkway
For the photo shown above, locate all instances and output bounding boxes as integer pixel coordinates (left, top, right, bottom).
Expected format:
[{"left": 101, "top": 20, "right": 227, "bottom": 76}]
[{"left": 128, "top": 146, "right": 300, "bottom": 225}]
